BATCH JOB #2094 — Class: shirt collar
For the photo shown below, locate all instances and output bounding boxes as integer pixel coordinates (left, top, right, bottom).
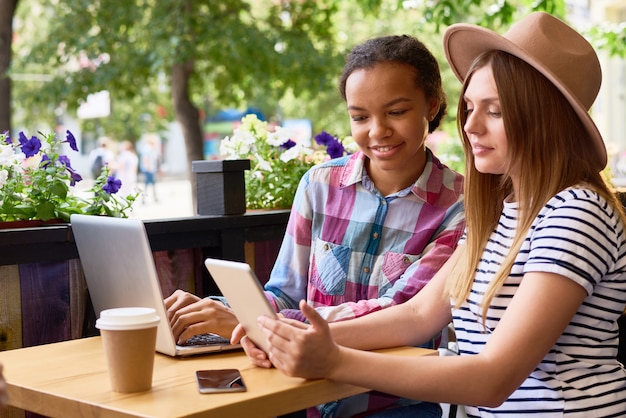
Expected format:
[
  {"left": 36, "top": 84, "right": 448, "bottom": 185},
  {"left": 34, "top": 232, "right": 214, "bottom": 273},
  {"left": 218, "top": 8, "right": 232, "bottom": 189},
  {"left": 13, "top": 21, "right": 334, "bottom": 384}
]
[{"left": 339, "top": 148, "right": 446, "bottom": 202}]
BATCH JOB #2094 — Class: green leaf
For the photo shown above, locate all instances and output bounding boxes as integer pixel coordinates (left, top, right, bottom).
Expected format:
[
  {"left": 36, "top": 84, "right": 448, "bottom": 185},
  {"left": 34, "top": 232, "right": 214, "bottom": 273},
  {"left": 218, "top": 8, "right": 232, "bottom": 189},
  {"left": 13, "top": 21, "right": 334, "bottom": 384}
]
[
  {"left": 49, "top": 180, "right": 69, "bottom": 199},
  {"left": 36, "top": 201, "right": 56, "bottom": 221}
]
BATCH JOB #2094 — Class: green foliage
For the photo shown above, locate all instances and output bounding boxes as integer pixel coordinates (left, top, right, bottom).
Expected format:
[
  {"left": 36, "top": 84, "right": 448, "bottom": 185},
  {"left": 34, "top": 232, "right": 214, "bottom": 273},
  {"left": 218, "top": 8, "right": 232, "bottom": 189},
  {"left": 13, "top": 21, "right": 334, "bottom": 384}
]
[
  {"left": 9, "top": 0, "right": 623, "bottom": 164},
  {"left": 83, "top": 166, "right": 138, "bottom": 218},
  {"left": 12, "top": 0, "right": 345, "bottom": 139},
  {"left": 0, "top": 131, "right": 137, "bottom": 222},
  {"left": 433, "top": 137, "right": 466, "bottom": 175},
  {"left": 419, "top": 0, "right": 566, "bottom": 30},
  {"left": 588, "top": 23, "right": 626, "bottom": 57}
]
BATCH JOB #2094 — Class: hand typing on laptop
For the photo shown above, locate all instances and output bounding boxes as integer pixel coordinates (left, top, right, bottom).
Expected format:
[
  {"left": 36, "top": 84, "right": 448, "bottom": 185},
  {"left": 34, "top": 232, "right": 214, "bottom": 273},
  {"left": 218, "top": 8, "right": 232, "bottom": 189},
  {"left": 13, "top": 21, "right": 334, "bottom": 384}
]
[{"left": 164, "top": 290, "right": 239, "bottom": 345}]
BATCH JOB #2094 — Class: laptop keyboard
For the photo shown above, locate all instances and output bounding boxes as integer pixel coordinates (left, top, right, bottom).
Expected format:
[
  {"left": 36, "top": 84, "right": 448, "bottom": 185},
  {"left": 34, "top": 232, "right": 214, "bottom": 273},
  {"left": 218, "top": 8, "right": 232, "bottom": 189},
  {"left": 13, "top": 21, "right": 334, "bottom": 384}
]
[{"left": 181, "top": 333, "right": 230, "bottom": 347}]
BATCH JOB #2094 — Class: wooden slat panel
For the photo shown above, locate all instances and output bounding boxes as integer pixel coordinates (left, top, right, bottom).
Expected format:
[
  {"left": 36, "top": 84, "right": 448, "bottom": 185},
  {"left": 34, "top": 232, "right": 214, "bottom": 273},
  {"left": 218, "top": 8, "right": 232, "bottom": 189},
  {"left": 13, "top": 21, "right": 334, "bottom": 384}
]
[
  {"left": 153, "top": 248, "right": 200, "bottom": 299},
  {"left": 68, "top": 259, "right": 87, "bottom": 340},
  {"left": 244, "top": 241, "right": 256, "bottom": 273},
  {"left": 252, "top": 240, "right": 282, "bottom": 286},
  {"left": 19, "top": 262, "right": 71, "bottom": 347},
  {"left": 0, "top": 265, "right": 22, "bottom": 350},
  {"left": 0, "top": 405, "right": 26, "bottom": 418}
]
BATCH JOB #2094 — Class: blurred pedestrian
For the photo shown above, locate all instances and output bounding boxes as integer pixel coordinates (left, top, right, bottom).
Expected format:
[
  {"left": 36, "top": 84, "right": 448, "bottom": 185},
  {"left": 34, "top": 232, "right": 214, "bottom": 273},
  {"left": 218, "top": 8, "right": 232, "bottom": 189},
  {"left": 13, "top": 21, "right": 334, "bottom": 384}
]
[
  {"left": 88, "top": 136, "right": 115, "bottom": 179},
  {"left": 115, "top": 140, "right": 139, "bottom": 198},
  {"left": 139, "top": 134, "right": 160, "bottom": 203}
]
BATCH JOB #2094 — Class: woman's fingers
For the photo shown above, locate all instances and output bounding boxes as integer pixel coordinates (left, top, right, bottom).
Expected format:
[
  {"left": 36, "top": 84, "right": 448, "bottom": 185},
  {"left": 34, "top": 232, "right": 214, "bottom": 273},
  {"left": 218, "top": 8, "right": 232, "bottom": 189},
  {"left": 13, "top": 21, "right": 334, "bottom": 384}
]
[
  {"left": 240, "top": 336, "right": 272, "bottom": 368},
  {"left": 257, "top": 300, "right": 338, "bottom": 379}
]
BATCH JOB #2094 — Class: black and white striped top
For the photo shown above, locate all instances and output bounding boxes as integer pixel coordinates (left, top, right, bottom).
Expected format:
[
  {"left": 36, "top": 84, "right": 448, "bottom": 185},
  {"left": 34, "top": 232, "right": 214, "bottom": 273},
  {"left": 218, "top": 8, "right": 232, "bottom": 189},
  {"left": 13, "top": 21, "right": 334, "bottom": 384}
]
[{"left": 454, "top": 188, "right": 626, "bottom": 417}]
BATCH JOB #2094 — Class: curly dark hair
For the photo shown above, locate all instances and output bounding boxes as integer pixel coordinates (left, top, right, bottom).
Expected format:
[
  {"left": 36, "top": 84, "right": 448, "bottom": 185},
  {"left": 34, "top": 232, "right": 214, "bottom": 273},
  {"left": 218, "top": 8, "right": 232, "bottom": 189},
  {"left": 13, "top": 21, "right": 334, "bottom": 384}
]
[{"left": 338, "top": 35, "right": 447, "bottom": 133}]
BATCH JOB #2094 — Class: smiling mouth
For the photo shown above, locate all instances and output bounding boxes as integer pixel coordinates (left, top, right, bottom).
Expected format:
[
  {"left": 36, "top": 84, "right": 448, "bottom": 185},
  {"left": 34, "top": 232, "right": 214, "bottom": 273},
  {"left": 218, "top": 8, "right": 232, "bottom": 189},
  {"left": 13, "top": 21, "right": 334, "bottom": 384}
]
[{"left": 371, "top": 145, "right": 397, "bottom": 152}]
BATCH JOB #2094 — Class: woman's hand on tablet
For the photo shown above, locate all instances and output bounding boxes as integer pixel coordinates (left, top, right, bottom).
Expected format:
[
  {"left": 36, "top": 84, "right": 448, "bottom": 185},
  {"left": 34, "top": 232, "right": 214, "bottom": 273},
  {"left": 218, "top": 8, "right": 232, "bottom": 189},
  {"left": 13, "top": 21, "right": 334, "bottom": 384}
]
[
  {"left": 232, "top": 323, "right": 273, "bottom": 368},
  {"left": 258, "top": 300, "right": 340, "bottom": 379},
  {"left": 233, "top": 311, "right": 313, "bottom": 369}
]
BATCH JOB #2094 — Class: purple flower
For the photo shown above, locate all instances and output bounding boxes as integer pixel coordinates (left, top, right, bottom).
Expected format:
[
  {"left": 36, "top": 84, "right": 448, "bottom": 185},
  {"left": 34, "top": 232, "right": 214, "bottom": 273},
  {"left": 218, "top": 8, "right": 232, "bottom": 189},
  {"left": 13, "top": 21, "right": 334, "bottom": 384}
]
[
  {"left": 280, "top": 139, "right": 296, "bottom": 150},
  {"left": 314, "top": 131, "right": 345, "bottom": 159},
  {"left": 326, "top": 141, "right": 345, "bottom": 159},
  {"left": 41, "top": 154, "right": 81, "bottom": 185},
  {"left": 314, "top": 131, "right": 335, "bottom": 146},
  {"left": 58, "top": 155, "right": 72, "bottom": 168},
  {"left": 20, "top": 134, "right": 42, "bottom": 158},
  {"left": 69, "top": 169, "right": 83, "bottom": 186},
  {"left": 65, "top": 130, "right": 79, "bottom": 152},
  {"left": 18, "top": 132, "right": 28, "bottom": 146},
  {"left": 103, "top": 176, "right": 122, "bottom": 194},
  {"left": 40, "top": 154, "right": 51, "bottom": 168}
]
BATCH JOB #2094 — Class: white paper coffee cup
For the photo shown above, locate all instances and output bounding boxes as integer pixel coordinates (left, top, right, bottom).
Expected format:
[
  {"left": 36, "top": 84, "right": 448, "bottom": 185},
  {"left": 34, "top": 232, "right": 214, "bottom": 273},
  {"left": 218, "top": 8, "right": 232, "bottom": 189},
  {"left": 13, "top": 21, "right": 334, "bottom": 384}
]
[
  {"left": 96, "top": 307, "right": 160, "bottom": 331},
  {"left": 96, "top": 307, "right": 160, "bottom": 393}
]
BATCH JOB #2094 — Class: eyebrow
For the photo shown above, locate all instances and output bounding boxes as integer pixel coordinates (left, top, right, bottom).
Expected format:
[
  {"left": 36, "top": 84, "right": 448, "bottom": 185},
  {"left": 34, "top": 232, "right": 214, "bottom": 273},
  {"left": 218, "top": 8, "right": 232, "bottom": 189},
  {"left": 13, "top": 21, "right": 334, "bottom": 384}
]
[
  {"left": 347, "top": 97, "right": 413, "bottom": 111},
  {"left": 463, "top": 95, "right": 500, "bottom": 105}
]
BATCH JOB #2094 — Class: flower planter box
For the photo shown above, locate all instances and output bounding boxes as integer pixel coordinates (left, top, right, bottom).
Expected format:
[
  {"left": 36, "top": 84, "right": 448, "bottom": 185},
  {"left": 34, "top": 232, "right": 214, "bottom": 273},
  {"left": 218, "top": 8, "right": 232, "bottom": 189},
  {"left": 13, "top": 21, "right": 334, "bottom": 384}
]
[{"left": 192, "top": 159, "right": 250, "bottom": 215}]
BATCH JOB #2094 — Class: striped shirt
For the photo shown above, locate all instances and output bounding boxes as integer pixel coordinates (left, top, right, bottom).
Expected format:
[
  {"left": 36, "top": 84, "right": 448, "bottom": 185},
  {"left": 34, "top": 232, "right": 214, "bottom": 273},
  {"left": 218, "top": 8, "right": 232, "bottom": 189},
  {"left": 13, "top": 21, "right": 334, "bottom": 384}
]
[
  {"left": 454, "top": 188, "right": 626, "bottom": 417},
  {"left": 264, "top": 148, "right": 465, "bottom": 323}
]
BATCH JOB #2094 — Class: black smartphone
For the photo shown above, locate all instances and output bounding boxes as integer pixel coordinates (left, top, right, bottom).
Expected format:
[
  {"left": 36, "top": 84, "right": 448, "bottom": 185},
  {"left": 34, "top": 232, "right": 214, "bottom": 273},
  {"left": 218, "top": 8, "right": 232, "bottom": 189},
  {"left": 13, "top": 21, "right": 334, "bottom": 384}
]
[{"left": 195, "top": 369, "right": 247, "bottom": 393}]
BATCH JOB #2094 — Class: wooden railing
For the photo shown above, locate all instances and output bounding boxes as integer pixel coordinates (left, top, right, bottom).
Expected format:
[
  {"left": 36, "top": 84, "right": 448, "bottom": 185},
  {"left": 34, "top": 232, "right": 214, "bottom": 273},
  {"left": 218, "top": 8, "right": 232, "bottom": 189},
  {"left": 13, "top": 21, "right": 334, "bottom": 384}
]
[{"left": 0, "top": 210, "right": 290, "bottom": 352}]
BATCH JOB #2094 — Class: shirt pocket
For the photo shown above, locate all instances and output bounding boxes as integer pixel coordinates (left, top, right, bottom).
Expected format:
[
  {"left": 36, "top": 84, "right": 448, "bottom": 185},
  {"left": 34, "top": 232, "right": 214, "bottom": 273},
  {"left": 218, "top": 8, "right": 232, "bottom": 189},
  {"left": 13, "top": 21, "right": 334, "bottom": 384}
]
[
  {"left": 381, "top": 252, "right": 421, "bottom": 284},
  {"left": 310, "top": 238, "right": 351, "bottom": 296}
]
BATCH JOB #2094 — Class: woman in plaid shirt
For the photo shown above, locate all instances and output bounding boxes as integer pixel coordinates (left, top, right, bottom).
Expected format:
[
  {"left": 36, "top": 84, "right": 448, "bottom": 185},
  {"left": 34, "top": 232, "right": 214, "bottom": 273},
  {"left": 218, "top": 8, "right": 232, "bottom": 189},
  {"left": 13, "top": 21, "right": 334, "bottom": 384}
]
[{"left": 167, "top": 34, "right": 465, "bottom": 417}]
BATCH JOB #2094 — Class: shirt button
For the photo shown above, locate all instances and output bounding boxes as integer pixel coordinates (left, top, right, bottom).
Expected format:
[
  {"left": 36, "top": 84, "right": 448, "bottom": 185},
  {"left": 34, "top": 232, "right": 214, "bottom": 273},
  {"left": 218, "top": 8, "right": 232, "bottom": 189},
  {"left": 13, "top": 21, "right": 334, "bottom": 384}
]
[
  {"left": 363, "top": 267, "right": 370, "bottom": 273},
  {"left": 372, "top": 232, "right": 379, "bottom": 239},
  {"left": 324, "top": 244, "right": 330, "bottom": 251},
  {"left": 403, "top": 257, "right": 411, "bottom": 265}
]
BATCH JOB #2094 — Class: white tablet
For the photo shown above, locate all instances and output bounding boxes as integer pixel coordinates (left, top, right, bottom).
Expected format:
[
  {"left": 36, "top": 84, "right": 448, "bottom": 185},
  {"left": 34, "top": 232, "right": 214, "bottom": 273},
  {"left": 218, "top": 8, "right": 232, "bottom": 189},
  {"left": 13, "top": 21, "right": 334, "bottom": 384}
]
[{"left": 203, "top": 258, "right": 278, "bottom": 353}]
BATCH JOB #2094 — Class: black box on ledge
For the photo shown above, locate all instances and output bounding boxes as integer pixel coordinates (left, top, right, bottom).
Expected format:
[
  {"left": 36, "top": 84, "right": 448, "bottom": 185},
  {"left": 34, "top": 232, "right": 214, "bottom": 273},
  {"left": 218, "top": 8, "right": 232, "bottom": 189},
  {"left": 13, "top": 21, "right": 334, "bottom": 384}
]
[{"left": 192, "top": 159, "right": 250, "bottom": 215}]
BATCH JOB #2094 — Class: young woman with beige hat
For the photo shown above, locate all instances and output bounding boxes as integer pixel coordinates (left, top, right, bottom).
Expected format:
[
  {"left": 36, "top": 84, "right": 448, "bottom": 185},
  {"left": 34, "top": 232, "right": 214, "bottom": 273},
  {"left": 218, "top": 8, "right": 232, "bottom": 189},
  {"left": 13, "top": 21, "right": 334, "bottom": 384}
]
[{"left": 234, "top": 12, "right": 626, "bottom": 417}]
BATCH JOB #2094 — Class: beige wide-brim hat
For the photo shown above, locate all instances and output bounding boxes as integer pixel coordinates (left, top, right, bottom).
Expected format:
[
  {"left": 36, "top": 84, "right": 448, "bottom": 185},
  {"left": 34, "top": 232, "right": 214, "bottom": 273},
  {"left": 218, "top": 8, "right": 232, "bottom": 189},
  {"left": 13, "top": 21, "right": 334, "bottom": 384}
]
[{"left": 443, "top": 12, "right": 607, "bottom": 170}]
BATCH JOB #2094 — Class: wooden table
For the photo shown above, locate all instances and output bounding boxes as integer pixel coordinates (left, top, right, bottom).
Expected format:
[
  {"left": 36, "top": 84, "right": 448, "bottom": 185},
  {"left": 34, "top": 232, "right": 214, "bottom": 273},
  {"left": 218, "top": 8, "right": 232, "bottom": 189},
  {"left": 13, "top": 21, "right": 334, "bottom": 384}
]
[{"left": 0, "top": 337, "right": 435, "bottom": 418}]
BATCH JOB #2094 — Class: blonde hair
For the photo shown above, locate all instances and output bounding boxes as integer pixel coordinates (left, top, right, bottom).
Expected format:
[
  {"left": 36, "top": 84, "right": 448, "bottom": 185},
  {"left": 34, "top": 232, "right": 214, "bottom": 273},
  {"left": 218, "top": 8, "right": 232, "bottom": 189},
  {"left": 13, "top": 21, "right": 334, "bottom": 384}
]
[{"left": 446, "top": 51, "right": 626, "bottom": 323}]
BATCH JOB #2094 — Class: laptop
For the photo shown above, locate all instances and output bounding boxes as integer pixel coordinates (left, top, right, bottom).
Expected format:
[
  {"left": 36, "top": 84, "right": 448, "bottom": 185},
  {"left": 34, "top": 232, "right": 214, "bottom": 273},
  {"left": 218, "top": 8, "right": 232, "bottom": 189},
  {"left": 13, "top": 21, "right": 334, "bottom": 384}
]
[{"left": 70, "top": 214, "right": 241, "bottom": 357}]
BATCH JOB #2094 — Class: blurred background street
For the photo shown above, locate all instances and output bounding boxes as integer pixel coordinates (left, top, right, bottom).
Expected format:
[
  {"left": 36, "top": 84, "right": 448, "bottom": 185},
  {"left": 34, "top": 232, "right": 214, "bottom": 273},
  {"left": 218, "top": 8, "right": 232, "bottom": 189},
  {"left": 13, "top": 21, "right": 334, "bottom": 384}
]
[
  {"left": 75, "top": 173, "right": 195, "bottom": 220},
  {"left": 128, "top": 174, "right": 195, "bottom": 220}
]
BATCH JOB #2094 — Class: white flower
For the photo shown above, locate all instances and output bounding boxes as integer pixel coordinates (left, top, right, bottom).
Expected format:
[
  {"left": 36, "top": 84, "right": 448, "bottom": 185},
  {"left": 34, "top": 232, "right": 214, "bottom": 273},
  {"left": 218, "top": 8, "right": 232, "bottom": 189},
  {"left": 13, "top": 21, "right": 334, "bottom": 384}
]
[
  {"left": 0, "top": 144, "right": 25, "bottom": 177},
  {"left": 0, "top": 169, "right": 8, "bottom": 187},
  {"left": 0, "top": 144, "right": 16, "bottom": 165},
  {"left": 220, "top": 130, "right": 258, "bottom": 158},
  {"left": 233, "top": 129, "right": 258, "bottom": 146},
  {"left": 255, "top": 154, "right": 272, "bottom": 172},
  {"left": 219, "top": 137, "right": 235, "bottom": 157},
  {"left": 280, "top": 143, "right": 312, "bottom": 163},
  {"left": 266, "top": 127, "right": 292, "bottom": 147}
]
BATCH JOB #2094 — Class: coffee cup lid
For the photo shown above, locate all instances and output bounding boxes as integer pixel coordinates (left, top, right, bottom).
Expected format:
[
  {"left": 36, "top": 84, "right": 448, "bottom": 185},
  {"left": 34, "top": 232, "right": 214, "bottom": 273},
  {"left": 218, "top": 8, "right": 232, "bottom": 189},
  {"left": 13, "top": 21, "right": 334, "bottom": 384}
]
[{"left": 96, "top": 307, "right": 160, "bottom": 331}]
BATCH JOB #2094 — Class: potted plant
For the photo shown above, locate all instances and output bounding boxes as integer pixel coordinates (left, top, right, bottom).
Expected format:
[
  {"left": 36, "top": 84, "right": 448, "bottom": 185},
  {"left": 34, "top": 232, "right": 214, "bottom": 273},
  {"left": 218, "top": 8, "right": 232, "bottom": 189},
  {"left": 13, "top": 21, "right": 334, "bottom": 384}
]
[
  {"left": 215, "top": 114, "right": 355, "bottom": 211},
  {"left": 0, "top": 130, "right": 137, "bottom": 225}
]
